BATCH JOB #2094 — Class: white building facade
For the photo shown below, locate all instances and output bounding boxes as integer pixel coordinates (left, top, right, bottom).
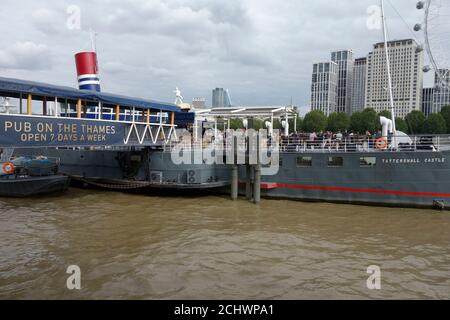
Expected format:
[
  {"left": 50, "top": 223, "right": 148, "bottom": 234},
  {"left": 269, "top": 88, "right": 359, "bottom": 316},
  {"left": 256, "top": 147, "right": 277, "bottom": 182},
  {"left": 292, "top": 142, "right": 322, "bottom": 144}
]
[
  {"left": 311, "top": 61, "right": 338, "bottom": 116},
  {"left": 365, "top": 39, "right": 424, "bottom": 119}
]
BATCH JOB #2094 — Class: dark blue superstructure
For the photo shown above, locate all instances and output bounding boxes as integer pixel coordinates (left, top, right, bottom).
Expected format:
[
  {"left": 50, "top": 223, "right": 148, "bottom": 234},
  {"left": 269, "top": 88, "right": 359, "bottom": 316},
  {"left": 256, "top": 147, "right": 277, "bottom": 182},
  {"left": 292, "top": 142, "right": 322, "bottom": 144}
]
[{"left": 0, "top": 76, "right": 182, "bottom": 113}]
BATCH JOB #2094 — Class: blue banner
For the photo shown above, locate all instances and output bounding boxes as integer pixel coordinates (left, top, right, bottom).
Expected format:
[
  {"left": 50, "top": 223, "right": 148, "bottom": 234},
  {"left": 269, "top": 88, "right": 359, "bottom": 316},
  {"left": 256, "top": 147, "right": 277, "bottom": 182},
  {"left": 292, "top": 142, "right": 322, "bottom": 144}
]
[{"left": 0, "top": 115, "right": 125, "bottom": 147}]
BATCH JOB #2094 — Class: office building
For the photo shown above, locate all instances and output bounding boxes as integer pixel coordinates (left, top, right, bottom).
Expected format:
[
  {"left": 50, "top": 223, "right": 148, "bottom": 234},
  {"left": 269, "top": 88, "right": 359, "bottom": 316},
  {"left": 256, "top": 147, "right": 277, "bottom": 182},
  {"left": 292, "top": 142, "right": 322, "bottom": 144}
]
[
  {"left": 212, "top": 88, "right": 232, "bottom": 108},
  {"left": 331, "top": 50, "right": 354, "bottom": 114},
  {"left": 351, "top": 57, "right": 367, "bottom": 114},
  {"left": 422, "top": 88, "right": 434, "bottom": 116},
  {"left": 192, "top": 97, "right": 206, "bottom": 109},
  {"left": 365, "top": 39, "right": 424, "bottom": 119},
  {"left": 432, "top": 69, "right": 450, "bottom": 114},
  {"left": 311, "top": 61, "right": 338, "bottom": 116}
]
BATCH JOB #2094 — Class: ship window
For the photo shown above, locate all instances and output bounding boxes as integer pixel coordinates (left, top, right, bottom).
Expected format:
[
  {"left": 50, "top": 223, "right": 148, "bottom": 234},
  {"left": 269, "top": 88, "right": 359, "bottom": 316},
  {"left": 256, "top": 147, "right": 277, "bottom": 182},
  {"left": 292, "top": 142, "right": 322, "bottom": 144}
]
[
  {"left": 262, "top": 156, "right": 282, "bottom": 168},
  {"left": 297, "top": 156, "right": 312, "bottom": 167},
  {"left": 328, "top": 157, "right": 343, "bottom": 167},
  {"left": 360, "top": 157, "right": 376, "bottom": 167}
]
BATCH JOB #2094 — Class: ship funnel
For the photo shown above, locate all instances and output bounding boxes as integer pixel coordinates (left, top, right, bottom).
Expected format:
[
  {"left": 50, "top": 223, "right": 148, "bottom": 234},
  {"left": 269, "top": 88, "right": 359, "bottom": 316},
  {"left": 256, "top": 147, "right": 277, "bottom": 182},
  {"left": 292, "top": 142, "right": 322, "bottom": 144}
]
[
  {"left": 75, "top": 52, "right": 101, "bottom": 91},
  {"left": 380, "top": 116, "right": 393, "bottom": 138}
]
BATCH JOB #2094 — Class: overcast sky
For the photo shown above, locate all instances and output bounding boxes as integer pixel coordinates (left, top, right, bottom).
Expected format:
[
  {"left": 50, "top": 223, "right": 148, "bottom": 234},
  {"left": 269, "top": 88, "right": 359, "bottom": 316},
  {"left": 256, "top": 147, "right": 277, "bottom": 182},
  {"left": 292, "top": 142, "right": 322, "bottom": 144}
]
[{"left": 0, "top": 0, "right": 427, "bottom": 112}]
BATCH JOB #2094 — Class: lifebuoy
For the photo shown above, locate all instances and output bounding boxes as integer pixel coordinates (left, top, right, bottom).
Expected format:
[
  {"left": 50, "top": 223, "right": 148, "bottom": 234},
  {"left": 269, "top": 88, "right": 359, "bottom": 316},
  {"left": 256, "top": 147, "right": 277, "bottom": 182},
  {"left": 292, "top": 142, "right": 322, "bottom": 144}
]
[
  {"left": 375, "top": 137, "right": 388, "bottom": 150},
  {"left": 2, "top": 162, "right": 15, "bottom": 174}
]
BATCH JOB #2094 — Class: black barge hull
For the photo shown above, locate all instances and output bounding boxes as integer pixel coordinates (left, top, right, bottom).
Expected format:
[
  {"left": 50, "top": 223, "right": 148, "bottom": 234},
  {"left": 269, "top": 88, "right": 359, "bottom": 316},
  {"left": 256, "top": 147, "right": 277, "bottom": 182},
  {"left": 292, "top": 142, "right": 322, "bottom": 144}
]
[{"left": 0, "top": 175, "right": 70, "bottom": 197}]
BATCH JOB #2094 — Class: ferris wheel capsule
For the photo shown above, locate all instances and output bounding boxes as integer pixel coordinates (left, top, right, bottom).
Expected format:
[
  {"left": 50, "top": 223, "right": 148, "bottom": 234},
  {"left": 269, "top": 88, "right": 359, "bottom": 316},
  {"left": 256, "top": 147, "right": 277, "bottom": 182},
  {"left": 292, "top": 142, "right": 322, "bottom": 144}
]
[{"left": 417, "top": 0, "right": 450, "bottom": 89}]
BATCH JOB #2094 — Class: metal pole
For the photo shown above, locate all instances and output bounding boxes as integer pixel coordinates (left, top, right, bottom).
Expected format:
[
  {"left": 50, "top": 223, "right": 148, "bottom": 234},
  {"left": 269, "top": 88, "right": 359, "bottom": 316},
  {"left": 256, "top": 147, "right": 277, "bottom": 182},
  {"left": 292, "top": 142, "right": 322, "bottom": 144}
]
[
  {"left": 231, "top": 165, "right": 238, "bottom": 200},
  {"left": 246, "top": 165, "right": 252, "bottom": 200},
  {"left": 380, "top": 0, "right": 397, "bottom": 144},
  {"left": 194, "top": 119, "right": 198, "bottom": 142},
  {"left": 214, "top": 120, "right": 217, "bottom": 138},
  {"left": 285, "top": 108, "right": 289, "bottom": 136},
  {"left": 294, "top": 114, "right": 297, "bottom": 133},
  {"left": 253, "top": 134, "right": 261, "bottom": 204},
  {"left": 54, "top": 97, "right": 58, "bottom": 117},
  {"left": 253, "top": 165, "right": 261, "bottom": 204}
]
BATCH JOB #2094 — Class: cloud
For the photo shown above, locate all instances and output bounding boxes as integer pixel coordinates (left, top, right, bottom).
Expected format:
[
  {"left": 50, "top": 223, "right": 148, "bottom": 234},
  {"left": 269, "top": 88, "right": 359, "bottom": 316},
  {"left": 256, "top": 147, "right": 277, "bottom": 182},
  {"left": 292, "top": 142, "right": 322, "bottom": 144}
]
[
  {"left": 0, "top": 41, "right": 52, "bottom": 70},
  {"left": 0, "top": 0, "right": 432, "bottom": 106}
]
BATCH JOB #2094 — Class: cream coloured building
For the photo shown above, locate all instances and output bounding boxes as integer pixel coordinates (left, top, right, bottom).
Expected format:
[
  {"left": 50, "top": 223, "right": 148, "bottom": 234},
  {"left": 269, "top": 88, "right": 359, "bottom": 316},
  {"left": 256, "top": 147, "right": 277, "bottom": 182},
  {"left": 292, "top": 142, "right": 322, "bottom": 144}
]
[{"left": 365, "top": 39, "right": 423, "bottom": 119}]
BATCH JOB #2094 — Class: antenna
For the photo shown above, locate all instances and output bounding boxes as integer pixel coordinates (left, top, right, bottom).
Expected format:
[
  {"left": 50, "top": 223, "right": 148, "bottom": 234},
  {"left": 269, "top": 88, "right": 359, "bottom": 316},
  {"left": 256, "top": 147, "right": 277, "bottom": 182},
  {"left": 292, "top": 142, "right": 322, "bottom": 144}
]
[
  {"left": 90, "top": 28, "right": 97, "bottom": 53},
  {"left": 380, "top": 0, "right": 397, "bottom": 144}
]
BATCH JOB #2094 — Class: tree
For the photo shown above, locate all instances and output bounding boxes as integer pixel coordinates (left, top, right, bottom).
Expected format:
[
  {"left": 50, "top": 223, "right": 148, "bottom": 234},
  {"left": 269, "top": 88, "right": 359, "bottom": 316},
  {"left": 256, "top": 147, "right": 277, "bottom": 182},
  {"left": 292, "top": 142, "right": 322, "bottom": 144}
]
[
  {"left": 289, "top": 116, "right": 303, "bottom": 133},
  {"left": 326, "top": 112, "right": 350, "bottom": 132},
  {"left": 378, "top": 110, "right": 392, "bottom": 119},
  {"left": 272, "top": 119, "right": 282, "bottom": 130},
  {"left": 350, "top": 112, "right": 364, "bottom": 133},
  {"left": 350, "top": 108, "right": 378, "bottom": 134},
  {"left": 395, "top": 117, "right": 408, "bottom": 133},
  {"left": 252, "top": 119, "right": 264, "bottom": 130},
  {"left": 405, "top": 110, "right": 426, "bottom": 134},
  {"left": 302, "top": 110, "right": 327, "bottom": 133},
  {"left": 440, "top": 105, "right": 450, "bottom": 134},
  {"left": 229, "top": 119, "right": 243, "bottom": 129},
  {"left": 362, "top": 108, "right": 378, "bottom": 133},
  {"left": 422, "top": 113, "right": 447, "bottom": 134}
]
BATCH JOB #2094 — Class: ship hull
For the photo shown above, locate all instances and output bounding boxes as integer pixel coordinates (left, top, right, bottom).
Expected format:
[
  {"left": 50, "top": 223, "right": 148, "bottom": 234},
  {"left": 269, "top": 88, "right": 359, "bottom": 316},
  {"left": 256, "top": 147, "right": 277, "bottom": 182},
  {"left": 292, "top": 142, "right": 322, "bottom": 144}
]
[
  {"left": 12, "top": 148, "right": 450, "bottom": 209},
  {"left": 0, "top": 175, "right": 70, "bottom": 197},
  {"left": 256, "top": 151, "right": 450, "bottom": 209}
]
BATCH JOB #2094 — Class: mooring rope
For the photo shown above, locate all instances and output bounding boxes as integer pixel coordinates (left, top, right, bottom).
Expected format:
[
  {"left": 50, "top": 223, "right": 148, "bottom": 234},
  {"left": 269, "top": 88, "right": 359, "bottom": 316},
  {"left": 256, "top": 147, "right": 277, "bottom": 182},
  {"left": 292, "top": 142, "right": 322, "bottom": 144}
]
[{"left": 73, "top": 177, "right": 154, "bottom": 190}]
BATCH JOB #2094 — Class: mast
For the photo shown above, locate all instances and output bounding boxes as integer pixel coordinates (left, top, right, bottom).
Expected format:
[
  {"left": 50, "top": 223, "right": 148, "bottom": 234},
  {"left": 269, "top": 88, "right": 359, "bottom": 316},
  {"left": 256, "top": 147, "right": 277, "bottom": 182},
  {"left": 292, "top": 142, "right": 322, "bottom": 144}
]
[
  {"left": 380, "top": 0, "right": 397, "bottom": 139},
  {"left": 90, "top": 29, "right": 97, "bottom": 53}
]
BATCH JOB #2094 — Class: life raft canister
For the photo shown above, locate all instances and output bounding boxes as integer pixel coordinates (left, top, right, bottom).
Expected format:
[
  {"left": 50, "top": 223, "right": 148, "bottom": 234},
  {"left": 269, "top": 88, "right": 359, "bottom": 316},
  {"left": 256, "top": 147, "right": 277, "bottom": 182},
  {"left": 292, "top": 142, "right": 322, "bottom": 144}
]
[
  {"left": 2, "top": 162, "right": 15, "bottom": 174},
  {"left": 375, "top": 137, "right": 388, "bottom": 150}
]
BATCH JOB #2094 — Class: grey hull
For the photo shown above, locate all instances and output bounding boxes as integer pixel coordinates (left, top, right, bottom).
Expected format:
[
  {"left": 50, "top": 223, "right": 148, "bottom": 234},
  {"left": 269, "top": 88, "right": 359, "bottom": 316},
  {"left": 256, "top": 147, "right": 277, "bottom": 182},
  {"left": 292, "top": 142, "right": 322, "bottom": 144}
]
[
  {"left": 254, "top": 151, "right": 450, "bottom": 209},
  {"left": 13, "top": 148, "right": 450, "bottom": 209}
]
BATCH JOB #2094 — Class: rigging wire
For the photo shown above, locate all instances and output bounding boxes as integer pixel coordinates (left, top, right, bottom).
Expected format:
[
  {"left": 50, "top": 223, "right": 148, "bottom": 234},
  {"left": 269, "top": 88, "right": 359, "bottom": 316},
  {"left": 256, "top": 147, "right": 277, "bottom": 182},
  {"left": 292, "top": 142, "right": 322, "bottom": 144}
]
[{"left": 386, "top": 0, "right": 420, "bottom": 42}]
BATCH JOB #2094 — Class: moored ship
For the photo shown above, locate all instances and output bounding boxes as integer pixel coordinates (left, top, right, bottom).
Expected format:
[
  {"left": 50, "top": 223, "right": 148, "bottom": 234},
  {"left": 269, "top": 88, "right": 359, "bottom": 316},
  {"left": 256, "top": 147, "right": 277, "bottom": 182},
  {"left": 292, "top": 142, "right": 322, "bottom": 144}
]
[{"left": 0, "top": 154, "right": 69, "bottom": 197}]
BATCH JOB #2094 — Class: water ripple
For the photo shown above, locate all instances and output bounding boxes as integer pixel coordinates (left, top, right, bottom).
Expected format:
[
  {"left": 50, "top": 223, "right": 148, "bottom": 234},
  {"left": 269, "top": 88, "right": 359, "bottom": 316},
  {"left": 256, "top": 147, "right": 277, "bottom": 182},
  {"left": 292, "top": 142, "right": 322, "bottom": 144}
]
[{"left": 0, "top": 189, "right": 449, "bottom": 299}]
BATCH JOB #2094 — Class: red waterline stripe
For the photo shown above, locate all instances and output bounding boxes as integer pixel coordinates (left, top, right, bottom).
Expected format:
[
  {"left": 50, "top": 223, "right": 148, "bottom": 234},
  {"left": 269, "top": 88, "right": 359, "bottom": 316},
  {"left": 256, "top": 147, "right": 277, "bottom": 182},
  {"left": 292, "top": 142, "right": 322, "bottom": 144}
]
[{"left": 261, "top": 183, "right": 450, "bottom": 198}]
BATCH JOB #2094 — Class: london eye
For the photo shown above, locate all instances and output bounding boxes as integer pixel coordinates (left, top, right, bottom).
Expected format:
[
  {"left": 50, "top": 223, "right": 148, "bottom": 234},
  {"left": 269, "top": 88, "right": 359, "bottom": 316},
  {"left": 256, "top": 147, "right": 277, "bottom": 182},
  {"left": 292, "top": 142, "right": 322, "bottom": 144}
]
[{"left": 415, "top": 0, "right": 450, "bottom": 88}]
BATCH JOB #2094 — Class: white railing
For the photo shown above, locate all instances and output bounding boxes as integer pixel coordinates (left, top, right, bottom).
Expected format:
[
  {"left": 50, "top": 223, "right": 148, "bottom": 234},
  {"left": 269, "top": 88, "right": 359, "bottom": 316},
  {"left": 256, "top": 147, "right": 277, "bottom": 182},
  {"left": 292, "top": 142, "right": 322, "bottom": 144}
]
[
  {"left": 163, "top": 134, "right": 450, "bottom": 153},
  {"left": 279, "top": 135, "right": 450, "bottom": 153}
]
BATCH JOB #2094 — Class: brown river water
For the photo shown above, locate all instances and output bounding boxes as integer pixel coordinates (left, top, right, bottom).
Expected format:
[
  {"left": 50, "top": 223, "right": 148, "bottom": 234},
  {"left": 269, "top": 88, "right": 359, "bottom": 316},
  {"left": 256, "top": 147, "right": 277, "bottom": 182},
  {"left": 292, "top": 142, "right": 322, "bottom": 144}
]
[{"left": 0, "top": 188, "right": 449, "bottom": 299}]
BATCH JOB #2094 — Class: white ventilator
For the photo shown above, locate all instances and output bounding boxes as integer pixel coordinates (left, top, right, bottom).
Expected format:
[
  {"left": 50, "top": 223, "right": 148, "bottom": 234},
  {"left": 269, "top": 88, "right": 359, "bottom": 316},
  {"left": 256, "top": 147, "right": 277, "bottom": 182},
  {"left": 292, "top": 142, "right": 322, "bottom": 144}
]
[
  {"left": 380, "top": 116, "right": 393, "bottom": 138},
  {"left": 380, "top": 116, "right": 413, "bottom": 148}
]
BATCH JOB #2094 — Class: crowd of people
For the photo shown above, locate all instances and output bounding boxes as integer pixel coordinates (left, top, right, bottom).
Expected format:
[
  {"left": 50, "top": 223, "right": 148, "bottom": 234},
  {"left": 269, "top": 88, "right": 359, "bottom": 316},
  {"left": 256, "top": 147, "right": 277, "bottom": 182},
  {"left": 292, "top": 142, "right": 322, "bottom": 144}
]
[{"left": 279, "top": 130, "right": 384, "bottom": 151}]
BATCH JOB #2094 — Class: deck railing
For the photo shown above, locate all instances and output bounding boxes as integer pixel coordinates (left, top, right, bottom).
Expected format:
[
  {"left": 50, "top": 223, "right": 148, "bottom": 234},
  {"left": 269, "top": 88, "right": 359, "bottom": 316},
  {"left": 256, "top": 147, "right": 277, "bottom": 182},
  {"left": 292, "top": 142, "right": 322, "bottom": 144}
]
[
  {"left": 163, "top": 133, "right": 450, "bottom": 153},
  {"left": 279, "top": 135, "right": 450, "bottom": 153}
]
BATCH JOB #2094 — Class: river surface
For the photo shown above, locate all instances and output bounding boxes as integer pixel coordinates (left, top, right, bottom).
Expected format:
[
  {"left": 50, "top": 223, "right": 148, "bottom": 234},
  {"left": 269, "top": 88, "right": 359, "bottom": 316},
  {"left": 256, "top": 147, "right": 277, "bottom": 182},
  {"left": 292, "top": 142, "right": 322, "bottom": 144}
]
[{"left": 0, "top": 188, "right": 449, "bottom": 299}]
